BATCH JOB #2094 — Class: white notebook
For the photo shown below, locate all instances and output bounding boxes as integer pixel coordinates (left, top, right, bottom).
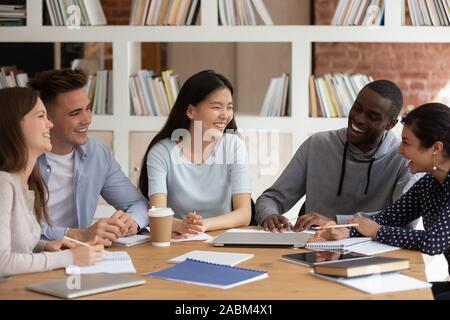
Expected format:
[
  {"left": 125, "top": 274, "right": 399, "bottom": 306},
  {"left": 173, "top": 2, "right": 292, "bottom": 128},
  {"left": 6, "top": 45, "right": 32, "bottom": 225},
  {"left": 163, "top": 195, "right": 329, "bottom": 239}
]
[
  {"left": 113, "top": 234, "right": 151, "bottom": 247},
  {"left": 313, "top": 271, "right": 431, "bottom": 294},
  {"left": 306, "top": 237, "right": 372, "bottom": 250},
  {"left": 169, "top": 250, "right": 254, "bottom": 266},
  {"left": 66, "top": 252, "right": 136, "bottom": 275},
  {"left": 348, "top": 241, "right": 400, "bottom": 255}
]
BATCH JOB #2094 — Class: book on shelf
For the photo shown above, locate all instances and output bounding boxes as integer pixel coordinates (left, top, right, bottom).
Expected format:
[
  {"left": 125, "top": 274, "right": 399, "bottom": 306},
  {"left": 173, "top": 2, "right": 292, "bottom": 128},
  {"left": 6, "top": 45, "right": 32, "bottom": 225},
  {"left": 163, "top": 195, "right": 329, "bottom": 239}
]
[
  {"left": 407, "top": 0, "right": 450, "bottom": 26},
  {"left": 130, "top": 0, "right": 200, "bottom": 26},
  {"left": 0, "top": 3, "right": 26, "bottom": 26},
  {"left": 313, "top": 271, "right": 431, "bottom": 294},
  {"left": 80, "top": 69, "right": 113, "bottom": 115},
  {"left": 146, "top": 258, "right": 268, "bottom": 289},
  {"left": 0, "top": 65, "right": 29, "bottom": 88},
  {"left": 260, "top": 73, "right": 289, "bottom": 117},
  {"left": 313, "top": 256, "right": 410, "bottom": 278},
  {"left": 129, "top": 69, "right": 179, "bottom": 116},
  {"left": 331, "top": 0, "right": 385, "bottom": 26},
  {"left": 309, "top": 73, "right": 373, "bottom": 118},
  {"left": 219, "top": 0, "right": 273, "bottom": 26},
  {"left": 45, "top": 0, "right": 107, "bottom": 26}
]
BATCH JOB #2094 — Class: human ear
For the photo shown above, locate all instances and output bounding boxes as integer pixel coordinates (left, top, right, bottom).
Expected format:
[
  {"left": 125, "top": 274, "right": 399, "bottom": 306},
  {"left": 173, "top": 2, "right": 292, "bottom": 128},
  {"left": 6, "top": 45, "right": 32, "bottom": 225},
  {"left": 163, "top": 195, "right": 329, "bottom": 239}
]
[
  {"left": 186, "top": 104, "right": 194, "bottom": 120},
  {"left": 385, "top": 118, "right": 398, "bottom": 131}
]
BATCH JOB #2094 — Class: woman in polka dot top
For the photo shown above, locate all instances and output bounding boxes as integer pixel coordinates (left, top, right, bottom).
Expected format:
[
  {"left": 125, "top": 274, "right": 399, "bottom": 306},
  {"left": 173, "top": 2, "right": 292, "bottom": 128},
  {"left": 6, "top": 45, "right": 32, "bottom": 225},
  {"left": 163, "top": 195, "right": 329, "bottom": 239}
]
[{"left": 315, "top": 102, "right": 450, "bottom": 299}]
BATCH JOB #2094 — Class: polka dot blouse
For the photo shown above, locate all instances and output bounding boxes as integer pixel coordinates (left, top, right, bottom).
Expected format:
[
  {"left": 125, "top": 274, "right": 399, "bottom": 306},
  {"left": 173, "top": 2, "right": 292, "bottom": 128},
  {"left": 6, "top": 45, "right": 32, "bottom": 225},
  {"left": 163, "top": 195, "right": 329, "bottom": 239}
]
[{"left": 349, "top": 172, "right": 450, "bottom": 272}]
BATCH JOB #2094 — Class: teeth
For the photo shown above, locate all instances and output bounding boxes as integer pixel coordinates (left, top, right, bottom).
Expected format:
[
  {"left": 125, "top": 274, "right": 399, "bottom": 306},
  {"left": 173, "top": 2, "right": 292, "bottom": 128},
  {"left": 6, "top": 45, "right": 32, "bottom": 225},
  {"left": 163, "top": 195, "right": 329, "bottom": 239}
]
[
  {"left": 42, "top": 133, "right": 51, "bottom": 138},
  {"left": 75, "top": 128, "right": 88, "bottom": 133},
  {"left": 351, "top": 123, "right": 365, "bottom": 133}
]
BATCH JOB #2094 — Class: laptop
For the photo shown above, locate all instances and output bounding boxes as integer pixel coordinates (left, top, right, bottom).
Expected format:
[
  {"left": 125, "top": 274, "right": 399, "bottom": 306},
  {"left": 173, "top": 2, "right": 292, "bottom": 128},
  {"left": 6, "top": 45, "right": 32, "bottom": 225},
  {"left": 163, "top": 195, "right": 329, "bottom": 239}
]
[
  {"left": 26, "top": 273, "right": 146, "bottom": 299},
  {"left": 212, "top": 232, "right": 311, "bottom": 248}
]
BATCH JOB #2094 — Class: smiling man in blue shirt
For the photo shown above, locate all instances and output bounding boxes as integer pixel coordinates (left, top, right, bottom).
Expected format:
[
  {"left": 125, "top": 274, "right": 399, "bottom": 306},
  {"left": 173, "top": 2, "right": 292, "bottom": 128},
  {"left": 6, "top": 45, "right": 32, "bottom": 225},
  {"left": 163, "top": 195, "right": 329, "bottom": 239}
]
[{"left": 29, "top": 69, "right": 148, "bottom": 246}]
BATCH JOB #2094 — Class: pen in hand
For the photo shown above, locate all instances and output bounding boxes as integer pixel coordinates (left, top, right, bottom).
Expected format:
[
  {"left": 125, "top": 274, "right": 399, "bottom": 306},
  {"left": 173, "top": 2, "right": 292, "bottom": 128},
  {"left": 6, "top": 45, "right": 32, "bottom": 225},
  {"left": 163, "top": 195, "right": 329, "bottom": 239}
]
[
  {"left": 311, "top": 223, "right": 359, "bottom": 230},
  {"left": 63, "top": 236, "right": 111, "bottom": 254}
]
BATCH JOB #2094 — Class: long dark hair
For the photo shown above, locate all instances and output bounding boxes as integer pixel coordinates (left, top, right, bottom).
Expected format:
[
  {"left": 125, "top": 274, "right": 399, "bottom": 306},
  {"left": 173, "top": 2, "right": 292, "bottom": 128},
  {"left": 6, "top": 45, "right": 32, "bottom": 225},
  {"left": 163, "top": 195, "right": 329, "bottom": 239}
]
[
  {"left": 138, "top": 70, "right": 237, "bottom": 197},
  {"left": 402, "top": 102, "right": 450, "bottom": 156},
  {"left": 0, "top": 87, "right": 50, "bottom": 223}
]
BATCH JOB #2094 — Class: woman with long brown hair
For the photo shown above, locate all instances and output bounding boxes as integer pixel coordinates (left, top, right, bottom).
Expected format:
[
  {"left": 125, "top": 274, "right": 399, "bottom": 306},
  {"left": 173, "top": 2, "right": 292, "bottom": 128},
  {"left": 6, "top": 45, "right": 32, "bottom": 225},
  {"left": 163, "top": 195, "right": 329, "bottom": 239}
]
[
  {"left": 0, "top": 87, "right": 104, "bottom": 277},
  {"left": 139, "top": 70, "right": 251, "bottom": 236}
]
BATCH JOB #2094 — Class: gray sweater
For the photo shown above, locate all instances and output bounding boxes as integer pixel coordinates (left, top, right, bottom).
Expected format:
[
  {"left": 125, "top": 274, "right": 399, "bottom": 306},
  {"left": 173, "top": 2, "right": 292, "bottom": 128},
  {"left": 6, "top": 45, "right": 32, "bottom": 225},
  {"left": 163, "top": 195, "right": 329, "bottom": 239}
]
[
  {"left": 0, "top": 171, "right": 73, "bottom": 277},
  {"left": 255, "top": 128, "right": 418, "bottom": 224}
]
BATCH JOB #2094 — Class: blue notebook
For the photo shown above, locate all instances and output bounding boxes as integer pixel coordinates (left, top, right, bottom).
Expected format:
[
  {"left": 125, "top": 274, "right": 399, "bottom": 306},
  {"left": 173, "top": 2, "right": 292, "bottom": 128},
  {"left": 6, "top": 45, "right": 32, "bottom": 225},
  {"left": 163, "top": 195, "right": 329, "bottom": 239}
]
[{"left": 146, "top": 259, "right": 268, "bottom": 289}]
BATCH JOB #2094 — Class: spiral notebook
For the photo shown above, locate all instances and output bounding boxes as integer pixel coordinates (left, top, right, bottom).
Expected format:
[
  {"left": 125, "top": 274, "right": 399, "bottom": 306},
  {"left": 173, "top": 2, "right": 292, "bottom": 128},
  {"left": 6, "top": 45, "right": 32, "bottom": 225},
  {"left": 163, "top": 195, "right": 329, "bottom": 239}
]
[
  {"left": 146, "top": 259, "right": 268, "bottom": 289},
  {"left": 312, "top": 271, "right": 431, "bottom": 294},
  {"left": 65, "top": 252, "right": 136, "bottom": 274},
  {"left": 306, "top": 237, "right": 372, "bottom": 250}
]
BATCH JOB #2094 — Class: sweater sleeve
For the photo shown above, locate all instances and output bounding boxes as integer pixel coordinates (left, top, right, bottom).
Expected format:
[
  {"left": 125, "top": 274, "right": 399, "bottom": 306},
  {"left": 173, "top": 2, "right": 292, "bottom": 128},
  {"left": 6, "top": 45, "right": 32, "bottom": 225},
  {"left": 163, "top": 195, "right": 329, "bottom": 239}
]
[{"left": 0, "top": 180, "right": 73, "bottom": 277}]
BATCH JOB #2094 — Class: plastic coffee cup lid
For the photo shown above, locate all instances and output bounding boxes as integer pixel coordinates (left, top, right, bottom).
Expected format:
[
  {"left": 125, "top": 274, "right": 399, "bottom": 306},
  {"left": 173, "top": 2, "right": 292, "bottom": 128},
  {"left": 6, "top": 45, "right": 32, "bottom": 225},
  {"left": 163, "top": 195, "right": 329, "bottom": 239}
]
[{"left": 148, "top": 207, "right": 174, "bottom": 218}]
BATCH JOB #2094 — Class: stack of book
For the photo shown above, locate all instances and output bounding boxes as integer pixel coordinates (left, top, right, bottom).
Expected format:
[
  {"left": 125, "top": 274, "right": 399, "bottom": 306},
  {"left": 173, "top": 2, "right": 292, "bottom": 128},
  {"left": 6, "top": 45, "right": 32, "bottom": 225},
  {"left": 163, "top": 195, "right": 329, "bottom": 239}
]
[
  {"left": 45, "top": 0, "right": 107, "bottom": 26},
  {"left": 331, "top": 0, "right": 385, "bottom": 26},
  {"left": 0, "top": 3, "right": 26, "bottom": 26},
  {"left": 218, "top": 0, "right": 273, "bottom": 26},
  {"left": 129, "top": 69, "right": 180, "bottom": 116},
  {"left": 407, "top": 0, "right": 450, "bottom": 26},
  {"left": 309, "top": 73, "right": 374, "bottom": 118},
  {"left": 129, "top": 0, "right": 200, "bottom": 26},
  {"left": 0, "top": 66, "right": 29, "bottom": 88},
  {"left": 83, "top": 70, "right": 113, "bottom": 115},
  {"left": 260, "top": 73, "right": 289, "bottom": 117}
]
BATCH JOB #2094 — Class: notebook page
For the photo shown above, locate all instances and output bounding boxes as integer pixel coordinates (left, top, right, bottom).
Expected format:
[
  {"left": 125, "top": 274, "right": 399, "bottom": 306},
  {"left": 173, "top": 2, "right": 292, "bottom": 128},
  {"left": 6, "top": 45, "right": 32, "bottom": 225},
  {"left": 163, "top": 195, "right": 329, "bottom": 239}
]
[
  {"left": 306, "top": 237, "right": 372, "bottom": 250},
  {"left": 113, "top": 234, "right": 151, "bottom": 247},
  {"left": 169, "top": 250, "right": 254, "bottom": 266},
  {"left": 66, "top": 252, "right": 136, "bottom": 274},
  {"left": 171, "top": 233, "right": 214, "bottom": 242},
  {"left": 348, "top": 241, "right": 400, "bottom": 255},
  {"left": 313, "top": 272, "right": 431, "bottom": 294}
]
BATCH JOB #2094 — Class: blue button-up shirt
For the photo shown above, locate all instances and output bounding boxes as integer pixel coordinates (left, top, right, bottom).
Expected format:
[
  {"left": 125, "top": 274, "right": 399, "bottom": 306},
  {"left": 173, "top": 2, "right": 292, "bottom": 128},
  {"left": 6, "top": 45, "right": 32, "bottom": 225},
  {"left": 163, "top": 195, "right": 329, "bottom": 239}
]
[{"left": 38, "top": 138, "right": 149, "bottom": 240}]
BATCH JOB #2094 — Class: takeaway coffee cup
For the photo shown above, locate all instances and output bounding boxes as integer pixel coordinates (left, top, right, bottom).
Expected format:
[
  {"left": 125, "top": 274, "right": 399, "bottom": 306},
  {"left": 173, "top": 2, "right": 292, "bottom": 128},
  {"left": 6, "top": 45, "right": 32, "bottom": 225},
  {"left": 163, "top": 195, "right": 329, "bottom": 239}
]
[{"left": 148, "top": 208, "right": 174, "bottom": 247}]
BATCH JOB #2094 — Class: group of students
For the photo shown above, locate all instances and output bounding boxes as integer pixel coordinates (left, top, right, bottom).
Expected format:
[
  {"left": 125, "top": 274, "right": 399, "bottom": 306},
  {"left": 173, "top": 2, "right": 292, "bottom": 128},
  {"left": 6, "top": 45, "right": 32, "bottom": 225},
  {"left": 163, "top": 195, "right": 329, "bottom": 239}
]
[{"left": 0, "top": 69, "right": 449, "bottom": 299}]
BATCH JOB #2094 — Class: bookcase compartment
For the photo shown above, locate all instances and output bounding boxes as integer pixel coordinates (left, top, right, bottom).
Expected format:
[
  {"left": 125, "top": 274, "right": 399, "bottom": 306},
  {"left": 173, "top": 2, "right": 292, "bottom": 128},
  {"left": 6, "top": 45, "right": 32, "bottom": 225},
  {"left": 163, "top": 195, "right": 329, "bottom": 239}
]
[{"left": 129, "top": 41, "right": 292, "bottom": 118}]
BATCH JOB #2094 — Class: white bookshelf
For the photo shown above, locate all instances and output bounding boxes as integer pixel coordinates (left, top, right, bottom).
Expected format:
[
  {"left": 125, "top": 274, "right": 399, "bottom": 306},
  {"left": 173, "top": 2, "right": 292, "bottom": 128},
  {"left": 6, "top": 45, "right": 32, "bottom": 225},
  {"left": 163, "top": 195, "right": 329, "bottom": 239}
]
[
  {"left": 1, "top": 0, "right": 448, "bottom": 202},
  {"left": 1, "top": 0, "right": 449, "bottom": 279}
]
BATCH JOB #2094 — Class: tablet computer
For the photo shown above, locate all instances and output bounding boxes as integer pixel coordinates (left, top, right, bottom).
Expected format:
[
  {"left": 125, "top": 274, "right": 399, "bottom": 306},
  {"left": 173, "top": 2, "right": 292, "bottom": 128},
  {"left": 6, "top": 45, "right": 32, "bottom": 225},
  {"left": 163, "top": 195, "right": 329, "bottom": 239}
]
[{"left": 280, "top": 251, "right": 368, "bottom": 267}]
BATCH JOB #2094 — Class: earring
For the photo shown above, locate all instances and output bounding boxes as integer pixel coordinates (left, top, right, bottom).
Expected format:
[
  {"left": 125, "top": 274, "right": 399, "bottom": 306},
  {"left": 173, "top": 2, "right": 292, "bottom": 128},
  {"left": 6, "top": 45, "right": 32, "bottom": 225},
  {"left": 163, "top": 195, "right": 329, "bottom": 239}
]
[{"left": 432, "top": 152, "right": 437, "bottom": 171}]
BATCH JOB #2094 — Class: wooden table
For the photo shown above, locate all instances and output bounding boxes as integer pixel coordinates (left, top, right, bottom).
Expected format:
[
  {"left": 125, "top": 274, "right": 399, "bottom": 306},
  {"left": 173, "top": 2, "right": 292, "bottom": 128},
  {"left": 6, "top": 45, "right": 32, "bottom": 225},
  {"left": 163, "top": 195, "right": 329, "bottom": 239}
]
[{"left": 0, "top": 232, "right": 433, "bottom": 300}]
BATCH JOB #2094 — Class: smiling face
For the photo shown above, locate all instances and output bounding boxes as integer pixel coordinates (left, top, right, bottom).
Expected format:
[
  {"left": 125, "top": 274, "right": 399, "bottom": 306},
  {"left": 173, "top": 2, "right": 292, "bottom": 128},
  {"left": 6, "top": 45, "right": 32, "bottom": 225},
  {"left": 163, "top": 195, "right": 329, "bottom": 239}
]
[
  {"left": 347, "top": 88, "right": 397, "bottom": 153},
  {"left": 187, "top": 87, "right": 234, "bottom": 139},
  {"left": 20, "top": 98, "right": 54, "bottom": 158},
  {"left": 398, "top": 125, "right": 434, "bottom": 174},
  {"left": 47, "top": 89, "right": 92, "bottom": 155}
]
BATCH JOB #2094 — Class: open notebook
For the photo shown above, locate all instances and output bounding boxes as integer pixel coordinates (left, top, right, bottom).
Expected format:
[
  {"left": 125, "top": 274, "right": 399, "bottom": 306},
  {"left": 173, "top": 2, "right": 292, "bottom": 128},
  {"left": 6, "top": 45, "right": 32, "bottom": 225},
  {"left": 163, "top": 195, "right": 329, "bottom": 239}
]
[
  {"left": 306, "top": 237, "right": 372, "bottom": 250},
  {"left": 65, "top": 252, "right": 136, "bottom": 274},
  {"left": 146, "top": 258, "right": 268, "bottom": 289},
  {"left": 113, "top": 234, "right": 151, "bottom": 247},
  {"left": 313, "top": 271, "right": 431, "bottom": 294}
]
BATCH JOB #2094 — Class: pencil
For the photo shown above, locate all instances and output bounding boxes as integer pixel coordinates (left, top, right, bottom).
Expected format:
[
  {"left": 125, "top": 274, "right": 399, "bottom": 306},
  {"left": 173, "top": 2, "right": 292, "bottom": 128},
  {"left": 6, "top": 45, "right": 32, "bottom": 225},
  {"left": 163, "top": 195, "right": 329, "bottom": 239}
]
[
  {"left": 63, "top": 236, "right": 111, "bottom": 254},
  {"left": 311, "top": 223, "right": 359, "bottom": 230}
]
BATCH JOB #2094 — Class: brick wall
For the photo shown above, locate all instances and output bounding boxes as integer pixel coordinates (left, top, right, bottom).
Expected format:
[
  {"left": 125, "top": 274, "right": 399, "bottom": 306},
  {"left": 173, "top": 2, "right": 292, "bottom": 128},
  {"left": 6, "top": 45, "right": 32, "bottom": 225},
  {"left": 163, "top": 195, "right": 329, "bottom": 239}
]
[{"left": 314, "top": 1, "right": 450, "bottom": 111}]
